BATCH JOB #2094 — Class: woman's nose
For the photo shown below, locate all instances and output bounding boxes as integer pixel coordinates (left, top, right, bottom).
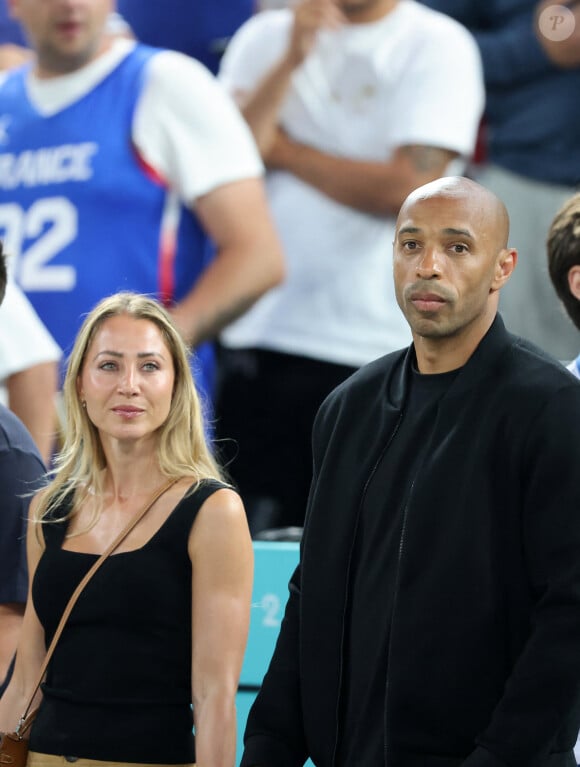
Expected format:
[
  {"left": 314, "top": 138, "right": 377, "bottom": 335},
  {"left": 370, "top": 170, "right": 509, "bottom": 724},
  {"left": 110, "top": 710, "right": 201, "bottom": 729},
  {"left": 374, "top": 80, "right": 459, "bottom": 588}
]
[{"left": 118, "top": 366, "right": 139, "bottom": 394}]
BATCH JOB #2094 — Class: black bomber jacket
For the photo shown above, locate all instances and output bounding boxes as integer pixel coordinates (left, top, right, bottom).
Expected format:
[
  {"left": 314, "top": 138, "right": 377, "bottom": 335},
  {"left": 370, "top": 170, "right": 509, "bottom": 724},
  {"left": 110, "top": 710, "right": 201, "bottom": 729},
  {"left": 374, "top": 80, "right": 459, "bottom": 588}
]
[{"left": 242, "top": 316, "right": 580, "bottom": 767}]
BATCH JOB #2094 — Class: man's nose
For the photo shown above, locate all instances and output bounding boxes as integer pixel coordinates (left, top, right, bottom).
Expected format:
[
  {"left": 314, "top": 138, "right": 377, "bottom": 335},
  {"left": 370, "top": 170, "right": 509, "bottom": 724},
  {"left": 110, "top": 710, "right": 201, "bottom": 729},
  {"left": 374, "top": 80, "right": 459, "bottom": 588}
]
[{"left": 416, "top": 247, "right": 442, "bottom": 278}]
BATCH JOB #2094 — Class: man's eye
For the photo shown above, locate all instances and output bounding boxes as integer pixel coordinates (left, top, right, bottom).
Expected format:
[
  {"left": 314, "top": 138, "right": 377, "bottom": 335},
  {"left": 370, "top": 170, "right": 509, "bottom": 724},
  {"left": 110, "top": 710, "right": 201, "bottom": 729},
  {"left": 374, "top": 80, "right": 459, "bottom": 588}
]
[
  {"left": 402, "top": 241, "right": 418, "bottom": 250},
  {"left": 451, "top": 244, "right": 468, "bottom": 254}
]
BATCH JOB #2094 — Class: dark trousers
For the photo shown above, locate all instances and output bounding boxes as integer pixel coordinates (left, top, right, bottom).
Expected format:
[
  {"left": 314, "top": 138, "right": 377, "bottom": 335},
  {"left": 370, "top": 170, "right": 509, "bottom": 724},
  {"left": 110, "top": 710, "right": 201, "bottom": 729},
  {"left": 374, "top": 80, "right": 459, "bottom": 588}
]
[{"left": 214, "top": 346, "right": 357, "bottom": 536}]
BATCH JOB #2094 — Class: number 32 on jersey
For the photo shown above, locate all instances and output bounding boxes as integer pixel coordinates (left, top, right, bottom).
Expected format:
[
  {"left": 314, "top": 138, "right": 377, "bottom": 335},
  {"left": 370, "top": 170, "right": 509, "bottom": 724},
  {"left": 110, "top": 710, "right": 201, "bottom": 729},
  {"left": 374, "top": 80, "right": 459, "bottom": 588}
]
[{"left": 0, "top": 197, "right": 78, "bottom": 290}]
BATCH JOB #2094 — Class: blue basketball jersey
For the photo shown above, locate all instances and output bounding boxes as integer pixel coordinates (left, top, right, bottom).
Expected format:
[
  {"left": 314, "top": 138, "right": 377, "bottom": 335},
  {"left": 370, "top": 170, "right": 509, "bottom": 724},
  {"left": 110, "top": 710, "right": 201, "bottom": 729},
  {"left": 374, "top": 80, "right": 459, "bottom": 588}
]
[{"left": 0, "top": 44, "right": 214, "bottom": 399}]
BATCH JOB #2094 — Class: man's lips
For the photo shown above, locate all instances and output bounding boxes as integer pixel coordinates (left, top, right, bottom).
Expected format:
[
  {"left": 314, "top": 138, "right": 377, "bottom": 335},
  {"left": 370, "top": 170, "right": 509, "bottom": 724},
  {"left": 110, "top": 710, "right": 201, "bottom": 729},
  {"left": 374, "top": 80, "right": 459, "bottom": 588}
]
[
  {"left": 56, "top": 20, "right": 83, "bottom": 37},
  {"left": 409, "top": 292, "right": 447, "bottom": 312}
]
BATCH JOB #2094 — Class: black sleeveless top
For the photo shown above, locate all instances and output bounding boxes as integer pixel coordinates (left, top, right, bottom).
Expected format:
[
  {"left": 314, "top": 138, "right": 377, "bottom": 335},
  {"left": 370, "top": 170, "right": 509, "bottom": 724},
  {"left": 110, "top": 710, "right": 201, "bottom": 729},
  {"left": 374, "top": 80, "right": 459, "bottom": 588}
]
[{"left": 30, "top": 479, "right": 228, "bottom": 764}]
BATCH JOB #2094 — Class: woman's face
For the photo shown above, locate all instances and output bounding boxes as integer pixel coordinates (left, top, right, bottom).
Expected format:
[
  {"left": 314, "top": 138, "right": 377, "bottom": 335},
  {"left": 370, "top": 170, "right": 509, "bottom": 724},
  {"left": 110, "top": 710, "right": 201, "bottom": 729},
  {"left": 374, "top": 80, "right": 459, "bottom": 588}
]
[{"left": 78, "top": 314, "right": 175, "bottom": 446}]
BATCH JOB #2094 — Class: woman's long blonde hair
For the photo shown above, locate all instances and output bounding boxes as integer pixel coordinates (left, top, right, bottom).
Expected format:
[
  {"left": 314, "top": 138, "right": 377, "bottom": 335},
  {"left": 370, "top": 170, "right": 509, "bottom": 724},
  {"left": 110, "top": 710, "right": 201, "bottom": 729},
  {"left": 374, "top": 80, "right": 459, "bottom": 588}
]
[{"left": 35, "top": 292, "right": 225, "bottom": 524}]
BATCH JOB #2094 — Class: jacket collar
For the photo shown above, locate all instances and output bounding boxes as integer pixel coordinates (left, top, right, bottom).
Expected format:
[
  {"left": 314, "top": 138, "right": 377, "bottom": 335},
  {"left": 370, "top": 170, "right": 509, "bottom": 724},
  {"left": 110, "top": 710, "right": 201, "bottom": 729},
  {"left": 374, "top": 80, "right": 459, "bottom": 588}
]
[{"left": 389, "top": 314, "right": 513, "bottom": 407}]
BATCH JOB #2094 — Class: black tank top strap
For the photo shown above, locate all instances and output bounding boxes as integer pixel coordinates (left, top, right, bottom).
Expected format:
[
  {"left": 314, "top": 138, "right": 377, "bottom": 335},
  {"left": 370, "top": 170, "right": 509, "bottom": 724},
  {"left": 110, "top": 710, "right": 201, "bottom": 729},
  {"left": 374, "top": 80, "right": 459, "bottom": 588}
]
[
  {"left": 182, "top": 478, "right": 232, "bottom": 514},
  {"left": 41, "top": 490, "right": 75, "bottom": 549},
  {"left": 154, "top": 477, "right": 233, "bottom": 546}
]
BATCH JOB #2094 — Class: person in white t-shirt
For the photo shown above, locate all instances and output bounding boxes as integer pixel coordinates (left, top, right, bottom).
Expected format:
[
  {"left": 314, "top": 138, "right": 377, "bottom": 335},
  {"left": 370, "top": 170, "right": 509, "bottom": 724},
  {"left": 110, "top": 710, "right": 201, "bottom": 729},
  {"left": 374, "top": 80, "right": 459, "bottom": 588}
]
[
  {"left": 214, "top": 0, "right": 485, "bottom": 534},
  {"left": 0, "top": 0, "right": 284, "bottom": 410},
  {"left": 547, "top": 192, "right": 580, "bottom": 379},
  {"left": 0, "top": 275, "right": 60, "bottom": 464}
]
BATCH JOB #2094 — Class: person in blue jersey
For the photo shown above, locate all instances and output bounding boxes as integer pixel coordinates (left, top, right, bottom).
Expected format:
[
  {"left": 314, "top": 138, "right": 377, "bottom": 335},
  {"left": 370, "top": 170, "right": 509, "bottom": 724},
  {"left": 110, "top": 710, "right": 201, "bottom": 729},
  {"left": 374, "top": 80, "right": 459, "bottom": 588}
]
[
  {"left": 0, "top": 243, "right": 46, "bottom": 700},
  {"left": 0, "top": 0, "right": 284, "bottom": 408},
  {"left": 0, "top": 291, "right": 254, "bottom": 767},
  {"left": 418, "top": 0, "right": 580, "bottom": 362},
  {"left": 547, "top": 192, "right": 580, "bottom": 377},
  {"left": 116, "top": 0, "right": 254, "bottom": 75}
]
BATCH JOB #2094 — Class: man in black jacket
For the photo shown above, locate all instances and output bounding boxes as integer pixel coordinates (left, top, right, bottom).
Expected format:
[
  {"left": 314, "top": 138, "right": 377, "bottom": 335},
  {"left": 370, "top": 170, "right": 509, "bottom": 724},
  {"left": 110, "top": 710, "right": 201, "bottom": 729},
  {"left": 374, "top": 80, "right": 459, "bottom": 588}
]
[{"left": 241, "top": 176, "right": 580, "bottom": 767}]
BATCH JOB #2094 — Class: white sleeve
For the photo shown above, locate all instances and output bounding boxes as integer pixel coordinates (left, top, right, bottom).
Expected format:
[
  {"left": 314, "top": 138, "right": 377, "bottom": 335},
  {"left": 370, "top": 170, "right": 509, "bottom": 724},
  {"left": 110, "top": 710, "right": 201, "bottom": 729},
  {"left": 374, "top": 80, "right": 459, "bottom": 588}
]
[
  {"left": 0, "top": 280, "right": 61, "bottom": 381},
  {"left": 132, "top": 50, "right": 264, "bottom": 205},
  {"left": 389, "top": 15, "right": 485, "bottom": 157}
]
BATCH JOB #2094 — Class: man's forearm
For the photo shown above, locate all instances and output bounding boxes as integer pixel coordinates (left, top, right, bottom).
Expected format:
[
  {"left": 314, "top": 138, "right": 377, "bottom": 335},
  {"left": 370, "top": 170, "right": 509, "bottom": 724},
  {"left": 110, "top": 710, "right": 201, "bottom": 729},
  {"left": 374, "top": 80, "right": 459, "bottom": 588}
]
[
  {"left": 170, "top": 177, "right": 285, "bottom": 347},
  {"left": 170, "top": 235, "right": 285, "bottom": 346},
  {"left": 7, "top": 362, "right": 58, "bottom": 465},
  {"left": 267, "top": 136, "right": 457, "bottom": 217},
  {"left": 238, "top": 55, "right": 297, "bottom": 156}
]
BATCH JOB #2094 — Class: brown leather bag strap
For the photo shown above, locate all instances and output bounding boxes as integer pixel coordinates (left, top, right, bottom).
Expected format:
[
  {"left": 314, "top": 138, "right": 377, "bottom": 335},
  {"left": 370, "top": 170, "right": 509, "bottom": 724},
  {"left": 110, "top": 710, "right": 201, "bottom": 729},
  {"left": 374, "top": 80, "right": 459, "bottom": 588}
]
[{"left": 16, "top": 477, "right": 179, "bottom": 736}]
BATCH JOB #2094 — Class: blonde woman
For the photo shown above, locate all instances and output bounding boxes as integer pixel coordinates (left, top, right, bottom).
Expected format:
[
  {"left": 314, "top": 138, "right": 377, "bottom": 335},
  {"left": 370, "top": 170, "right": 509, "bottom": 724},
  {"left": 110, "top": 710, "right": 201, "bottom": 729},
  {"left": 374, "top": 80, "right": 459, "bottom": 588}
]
[{"left": 0, "top": 292, "right": 253, "bottom": 767}]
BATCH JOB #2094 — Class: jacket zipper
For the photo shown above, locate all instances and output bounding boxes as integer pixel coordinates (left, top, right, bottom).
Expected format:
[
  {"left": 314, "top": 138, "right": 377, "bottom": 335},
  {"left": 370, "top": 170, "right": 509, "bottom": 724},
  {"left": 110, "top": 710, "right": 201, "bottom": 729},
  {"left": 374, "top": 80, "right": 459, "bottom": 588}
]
[
  {"left": 331, "top": 411, "right": 404, "bottom": 767},
  {"left": 383, "top": 395, "right": 443, "bottom": 766},
  {"left": 383, "top": 472, "right": 416, "bottom": 766}
]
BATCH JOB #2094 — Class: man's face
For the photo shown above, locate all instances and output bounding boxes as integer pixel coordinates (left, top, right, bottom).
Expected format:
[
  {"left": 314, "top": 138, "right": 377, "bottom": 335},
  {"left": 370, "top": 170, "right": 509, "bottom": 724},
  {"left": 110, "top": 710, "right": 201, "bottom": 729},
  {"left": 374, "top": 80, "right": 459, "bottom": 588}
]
[
  {"left": 10, "top": 0, "right": 113, "bottom": 77},
  {"left": 393, "top": 192, "right": 510, "bottom": 344}
]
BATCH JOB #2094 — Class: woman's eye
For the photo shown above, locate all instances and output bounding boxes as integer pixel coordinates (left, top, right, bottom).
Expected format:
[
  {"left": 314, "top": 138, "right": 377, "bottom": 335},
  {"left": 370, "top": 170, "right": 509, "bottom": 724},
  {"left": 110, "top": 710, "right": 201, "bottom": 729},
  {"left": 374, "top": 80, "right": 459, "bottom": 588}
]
[
  {"left": 99, "top": 361, "right": 117, "bottom": 371},
  {"left": 142, "top": 362, "right": 159, "bottom": 372}
]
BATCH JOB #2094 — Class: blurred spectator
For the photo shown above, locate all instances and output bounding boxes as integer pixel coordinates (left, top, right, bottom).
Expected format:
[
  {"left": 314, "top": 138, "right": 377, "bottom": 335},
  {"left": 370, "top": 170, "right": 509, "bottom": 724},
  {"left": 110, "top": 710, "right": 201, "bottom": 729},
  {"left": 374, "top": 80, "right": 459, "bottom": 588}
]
[
  {"left": 0, "top": 244, "right": 46, "bottom": 697},
  {"left": 0, "top": 278, "right": 60, "bottom": 464},
  {"left": 215, "top": 0, "right": 484, "bottom": 534},
  {"left": 419, "top": 0, "right": 580, "bottom": 361},
  {"left": 0, "top": 0, "right": 284, "bottom": 409},
  {"left": 0, "top": 0, "right": 131, "bottom": 69},
  {"left": 547, "top": 192, "right": 580, "bottom": 375},
  {"left": 116, "top": 0, "right": 255, "bottom": 74},
  {"left": 545, "top": 189, "right": 580, "bottom": 764}
]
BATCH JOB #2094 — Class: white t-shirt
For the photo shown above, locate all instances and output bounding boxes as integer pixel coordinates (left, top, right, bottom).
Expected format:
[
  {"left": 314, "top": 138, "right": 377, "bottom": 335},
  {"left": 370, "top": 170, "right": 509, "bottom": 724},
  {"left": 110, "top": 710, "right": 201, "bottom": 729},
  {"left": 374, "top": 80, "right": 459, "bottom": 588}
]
[
  {"left": 219, "top": 0, "right": 485, "bottom": 366},
  {"left": 0, "top": 279, "right": 61, "bottom": 402},
  {"left": 23, "top": 38, "right": 263, "bottom": 207}
]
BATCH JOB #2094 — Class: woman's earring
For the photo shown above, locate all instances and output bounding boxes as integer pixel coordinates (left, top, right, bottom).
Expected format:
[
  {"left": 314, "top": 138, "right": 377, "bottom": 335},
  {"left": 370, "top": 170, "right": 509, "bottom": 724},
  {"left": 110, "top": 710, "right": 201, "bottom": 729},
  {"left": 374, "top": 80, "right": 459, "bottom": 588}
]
[{"left": 81, "top": 400, "right": 86, "bottom": 409}]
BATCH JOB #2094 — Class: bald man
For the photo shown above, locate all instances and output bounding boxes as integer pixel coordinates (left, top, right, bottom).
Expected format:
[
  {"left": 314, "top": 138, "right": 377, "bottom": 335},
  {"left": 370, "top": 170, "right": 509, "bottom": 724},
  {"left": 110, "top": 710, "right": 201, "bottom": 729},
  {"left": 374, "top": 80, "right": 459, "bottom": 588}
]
[{"left": 240, "top": 177, "right": 580, "bottom": 767}]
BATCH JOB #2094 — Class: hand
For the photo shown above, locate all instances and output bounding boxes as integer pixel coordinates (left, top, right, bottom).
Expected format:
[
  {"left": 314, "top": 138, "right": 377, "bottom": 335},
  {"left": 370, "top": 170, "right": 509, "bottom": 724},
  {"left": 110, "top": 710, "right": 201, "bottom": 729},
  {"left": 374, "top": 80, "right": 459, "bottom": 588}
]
[
  {"left": 535, "top": 0, "right": 580, "bottom": 68},
  {"left": 286, "top": 0, "right": 346, "bottom": 68}
]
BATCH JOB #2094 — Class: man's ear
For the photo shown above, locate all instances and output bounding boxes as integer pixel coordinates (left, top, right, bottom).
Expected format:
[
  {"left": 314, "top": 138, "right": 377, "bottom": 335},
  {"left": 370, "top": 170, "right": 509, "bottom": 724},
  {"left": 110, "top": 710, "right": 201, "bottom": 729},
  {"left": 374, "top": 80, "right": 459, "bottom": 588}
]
[
  {"left": 568, "top": 265, "right": 580, "bottom": 301},
  {"left": 491, "top": 247, "right": 518, "bottom": 291}
]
